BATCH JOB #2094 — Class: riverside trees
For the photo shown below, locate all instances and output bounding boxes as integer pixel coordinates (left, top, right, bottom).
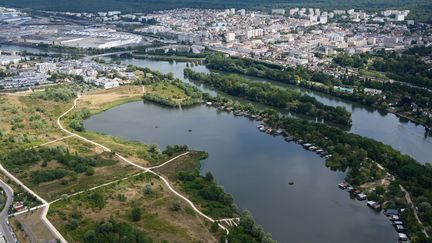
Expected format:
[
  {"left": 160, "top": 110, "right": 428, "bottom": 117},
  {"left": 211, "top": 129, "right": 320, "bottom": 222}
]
[{"left": 184, "top": 68, "right": 352, "bottom": 126}]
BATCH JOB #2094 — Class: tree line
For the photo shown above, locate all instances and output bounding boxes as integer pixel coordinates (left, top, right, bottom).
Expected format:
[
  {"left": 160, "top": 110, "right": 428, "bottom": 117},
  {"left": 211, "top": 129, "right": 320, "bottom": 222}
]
[{"left": 184, "top": 68, "right": 352, "bottom": 126}]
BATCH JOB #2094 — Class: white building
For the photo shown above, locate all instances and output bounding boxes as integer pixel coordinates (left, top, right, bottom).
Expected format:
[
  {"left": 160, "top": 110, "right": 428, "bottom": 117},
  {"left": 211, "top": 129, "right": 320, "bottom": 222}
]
[
  {"left": 36, "top": 62, "right": 56, "bottom": 73},
  {"left": 289, "top": 8, "right": 299, "bottom": 16},
  {"left": 246, "top": 29, "right": 264, "bottom": 39},
  {"left": 396, "top": 14, "right": 405, "bottom": 21},
  {"left": 225, "top": 32, "right": 236, "bottom": 42},
  {"left": 94, "top": 78, "right": 119, "bottom": 89},
  {"left": 272, "top": 9, "right": 286, "bottom": 15},
  {"left": 0, "top": 54, "right": 21, "bottom": 65},
  {"left": 319, "top": 16, "right": 328, "bottom": 24}
]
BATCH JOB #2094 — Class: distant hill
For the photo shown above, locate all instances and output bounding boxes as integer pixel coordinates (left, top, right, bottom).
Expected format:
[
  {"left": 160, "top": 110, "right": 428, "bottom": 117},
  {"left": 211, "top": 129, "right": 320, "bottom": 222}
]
[{"left": 0, "top": 0, "right": 431, "bottom": 23}]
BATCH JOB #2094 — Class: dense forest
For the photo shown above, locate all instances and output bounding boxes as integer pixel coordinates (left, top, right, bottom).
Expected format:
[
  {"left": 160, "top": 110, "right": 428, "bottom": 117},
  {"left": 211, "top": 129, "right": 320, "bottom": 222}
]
[
  {"left": 184, "top": 68, "right": 352, "bottom": 126},
  {"left": 1, "top": 0, "right": 431, "bottom": 23}
]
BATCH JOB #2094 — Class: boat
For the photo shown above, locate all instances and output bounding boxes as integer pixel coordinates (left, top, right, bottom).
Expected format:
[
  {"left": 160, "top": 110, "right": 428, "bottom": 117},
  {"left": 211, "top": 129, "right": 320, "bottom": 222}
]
[
  {"left": 308, "top": 146, "right": 318, "bottom": 151},
  {"left": 302, "top": 143, "right": 312, "bottom": 148},
  {"left": 367, "top": 201, "right": 381, "bottom": 210},
  {"left": 392, "top": 221, "right": 404, "bottom": 226},
  {"left": 351, "top": 189, "right": 361, "bottom": 195},
  {"left": 398, "top": 233, "right": 408, "bottom": 241},
  {"left": 356, "top": 193, "right": 367, "bottom": 201},
  {"left": 394, "top": 225, "right": 406, "bottom": 233},
  {"left": 338, "top": 182, "right": 349, "bottom": 189},
  {"left": 389, "top": 215, "right": 400, "bottom": 221},
  {"left": 383, "top": 209, "right": 399, "bottom": 217},
  {"left": 275, "top": 129, "right": 284, "bottom": 135}
]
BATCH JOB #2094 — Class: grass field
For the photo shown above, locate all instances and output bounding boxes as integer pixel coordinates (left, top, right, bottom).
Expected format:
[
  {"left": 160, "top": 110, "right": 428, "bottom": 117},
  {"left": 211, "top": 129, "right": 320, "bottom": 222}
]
[
  {"left": 48, "top": 171, "right": 217, "bottom": 242},
  {"left": 0, "top": 84, "right": 228, "bottom": 242}
]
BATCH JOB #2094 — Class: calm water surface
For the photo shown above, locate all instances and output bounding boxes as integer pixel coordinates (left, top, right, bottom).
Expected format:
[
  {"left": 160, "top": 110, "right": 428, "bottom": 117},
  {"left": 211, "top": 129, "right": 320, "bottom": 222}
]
[
  {"left": 84, "top": 102, "right": 398, "bottom": 243},
  {"left": 108, "top": 58, "right": 432, "bottom": 164}
]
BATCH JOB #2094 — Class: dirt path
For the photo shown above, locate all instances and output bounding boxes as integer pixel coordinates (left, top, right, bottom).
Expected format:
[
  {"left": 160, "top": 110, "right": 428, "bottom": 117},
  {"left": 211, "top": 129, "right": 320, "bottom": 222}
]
[
  {"left": 400, "top": 185, "right": 429, "bottom": 238},
  {"left": 376, "top": 162, "right": 429, "bottom": 238},
  {"left": 57, "top": 95, "right": 230, "bottom": 235}
]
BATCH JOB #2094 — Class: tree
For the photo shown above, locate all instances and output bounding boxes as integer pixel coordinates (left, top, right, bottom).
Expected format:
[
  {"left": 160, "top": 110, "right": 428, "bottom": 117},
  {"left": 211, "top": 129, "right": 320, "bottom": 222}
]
[
  {"left": 85, "top": 167, "right": 95, "bottom": 176},
  {"left": 204, "top": 172, "right": 214, "bottom": 182},
  {"left": 131, "top": 207, "right": 141, "bottom": 222},
  {"left": 211, "top": 221, "right": 219, "bottom": 233},
  {"left": 143, "top": 184, "right": 153, "bottom": 195},
  {"left": 83, "top": 230, "right": 96, "bottom": 242}
]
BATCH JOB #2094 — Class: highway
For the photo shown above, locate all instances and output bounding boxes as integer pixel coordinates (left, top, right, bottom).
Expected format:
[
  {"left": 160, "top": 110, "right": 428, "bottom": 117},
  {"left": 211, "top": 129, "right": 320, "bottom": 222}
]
[{"left": 0, "top": 180, "right": 16, "bottom": 243}]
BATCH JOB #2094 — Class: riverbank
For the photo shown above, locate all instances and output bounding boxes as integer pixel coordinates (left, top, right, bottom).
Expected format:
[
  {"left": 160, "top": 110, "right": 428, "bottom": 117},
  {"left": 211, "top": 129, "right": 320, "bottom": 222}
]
[
  {"left": 131, "top": 53, "right": 205, "bottom": 62},
  {"left": 204, "top": 54, "right": 432, "bottom": 130},
  {"left": 184, "top": 68, "right": 352, "bottom": 126},
  {"left": 0, "top": 84, "right": 231, "bottom": 242},
  {"left": 200, "top": 94, "right": 431, "bottom": 241}
]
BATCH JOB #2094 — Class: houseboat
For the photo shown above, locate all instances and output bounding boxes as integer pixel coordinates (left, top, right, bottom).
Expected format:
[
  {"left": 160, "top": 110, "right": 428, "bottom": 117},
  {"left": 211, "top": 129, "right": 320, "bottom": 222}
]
[
  {"left": 338, "top": 182, "right": 349, "bottom": 189},
  {"left": 367, "top": 201, "right": 381, "bottom": 210},
  {"left": 346, "top": 186, "right": 355, "bottom": 192},
  {"left": 356, "top": 193, "right": 367, "bottom": 201},
  {"left": 384, "top": 209, "right": 400, "bottom": 217},
  {"left": 275, "top": 129, "right": 284, "bottom": 135},
  {"left": 302, "top": 143, "right": 312, "bottom": 148},
  {"left": 316, "top": 149, "right": 324, "bottom": 154},
  {"left": 398, "top": 233, "right": 408, "bottom": 241},
  {"left": 392, "top": 221, "right": 404, "bottom": 226},
  {"left": 395, "top": 225, "right": 406, "bottom": 233}
]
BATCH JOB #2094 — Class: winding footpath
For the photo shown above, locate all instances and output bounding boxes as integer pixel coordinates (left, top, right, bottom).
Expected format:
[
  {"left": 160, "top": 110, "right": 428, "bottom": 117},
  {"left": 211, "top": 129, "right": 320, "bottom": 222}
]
[
  {"left": 57, "top": 95, "right": 230, "bottom": 235},
  {"left": 400, "top": 185, "right": 430, "bottom": 238}
]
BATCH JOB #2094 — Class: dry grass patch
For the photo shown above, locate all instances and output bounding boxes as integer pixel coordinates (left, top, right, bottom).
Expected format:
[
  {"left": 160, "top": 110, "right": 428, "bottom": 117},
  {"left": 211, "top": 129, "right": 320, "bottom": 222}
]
[{"left": 49, "top": 174, "right": 217, "bottom": 243}]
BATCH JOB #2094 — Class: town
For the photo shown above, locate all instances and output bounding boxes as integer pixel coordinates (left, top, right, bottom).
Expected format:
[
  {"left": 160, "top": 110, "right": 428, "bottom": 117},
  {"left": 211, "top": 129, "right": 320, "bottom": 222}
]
[{"left": 0, "top": 4, "right": 432, "bottom": 243}]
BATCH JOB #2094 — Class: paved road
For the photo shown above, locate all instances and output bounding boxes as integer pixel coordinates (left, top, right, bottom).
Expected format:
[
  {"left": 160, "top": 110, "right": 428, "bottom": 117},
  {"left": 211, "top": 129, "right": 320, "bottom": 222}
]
[
  {"left": 0, "top": 180, "right": 16, "bottom": 243},
  {"left": 0, "top": 165, "right": 66, "bottom": 243}
]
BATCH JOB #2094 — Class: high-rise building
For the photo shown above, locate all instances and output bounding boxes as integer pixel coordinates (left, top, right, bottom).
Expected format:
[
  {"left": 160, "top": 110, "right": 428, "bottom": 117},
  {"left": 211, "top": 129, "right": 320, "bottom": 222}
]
[{"left": 36, "top": 62, "right": 56, "bottom": 73}]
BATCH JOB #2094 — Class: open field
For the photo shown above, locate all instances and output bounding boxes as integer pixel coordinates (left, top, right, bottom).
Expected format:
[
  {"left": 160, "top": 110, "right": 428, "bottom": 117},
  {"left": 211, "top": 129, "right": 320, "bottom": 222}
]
[
  {"left": 48, "top": 172, "right": 217, "bottom": 242},
  {"left": 147, "top": 82, "right": 189, "bottom": 101},
  {"left": 0, "top": 83, "right": 274, "bottom": 242},
  {"left": 77, "top": 85, "right": 144, "bottom": 116}
]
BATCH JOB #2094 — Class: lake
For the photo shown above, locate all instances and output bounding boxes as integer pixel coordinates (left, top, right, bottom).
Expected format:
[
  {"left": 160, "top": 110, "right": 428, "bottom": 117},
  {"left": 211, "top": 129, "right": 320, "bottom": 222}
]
[
  {"left": 105, "top": 57, "right": 432, "bottom": 164},
  {"left": 84, "top": 101, "right": 398, "bottom": 242}
]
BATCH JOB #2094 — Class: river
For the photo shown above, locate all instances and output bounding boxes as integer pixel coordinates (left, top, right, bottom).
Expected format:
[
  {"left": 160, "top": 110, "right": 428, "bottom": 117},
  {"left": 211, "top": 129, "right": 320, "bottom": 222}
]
[
  {"left": 104, "top": 57, "right": 432, "bottom": 164},
  {"left": 84, "top": 102, "right": 398, "bottom": 242}
]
